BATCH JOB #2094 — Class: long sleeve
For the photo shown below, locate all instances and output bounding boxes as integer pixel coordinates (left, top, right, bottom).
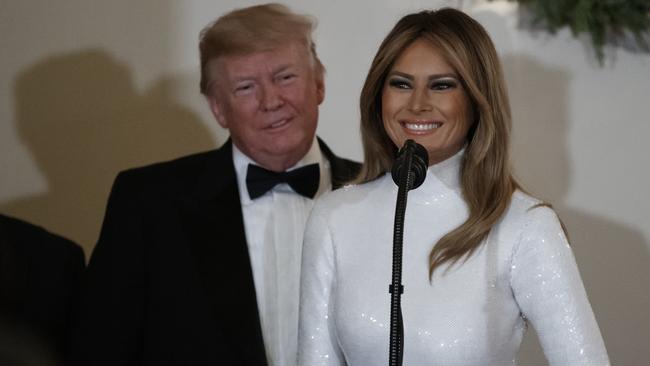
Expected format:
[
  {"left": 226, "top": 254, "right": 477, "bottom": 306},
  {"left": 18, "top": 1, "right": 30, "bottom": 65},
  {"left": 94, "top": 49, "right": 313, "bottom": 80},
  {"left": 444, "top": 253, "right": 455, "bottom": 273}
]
[
  {"left": 298, "top": 204, "right": 346, "bottom": 366},
  {"left": 510, "top": 206, "right": 610, "bottom": 365},
  {"left": 67, "top": 171, "right": 147, "bottom": 366}
]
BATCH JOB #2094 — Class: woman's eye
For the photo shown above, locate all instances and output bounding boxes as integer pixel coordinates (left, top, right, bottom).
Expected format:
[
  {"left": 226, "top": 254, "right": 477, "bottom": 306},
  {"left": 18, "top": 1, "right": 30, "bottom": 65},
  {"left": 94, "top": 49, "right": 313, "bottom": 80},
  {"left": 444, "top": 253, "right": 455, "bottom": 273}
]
[
  {"left": 430, "top": 80, "right": 457, "bottom": 91},
  {"left": 388, "top": 79, "right": 411, "bottom": 89}
]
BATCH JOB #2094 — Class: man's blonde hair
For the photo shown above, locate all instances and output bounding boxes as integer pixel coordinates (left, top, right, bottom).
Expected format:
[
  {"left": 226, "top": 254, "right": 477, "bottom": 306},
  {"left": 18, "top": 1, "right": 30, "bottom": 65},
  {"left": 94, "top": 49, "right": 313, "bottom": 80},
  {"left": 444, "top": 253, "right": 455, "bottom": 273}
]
[{"left": 199, "top": 3, "right": 324, "bottom": 95}]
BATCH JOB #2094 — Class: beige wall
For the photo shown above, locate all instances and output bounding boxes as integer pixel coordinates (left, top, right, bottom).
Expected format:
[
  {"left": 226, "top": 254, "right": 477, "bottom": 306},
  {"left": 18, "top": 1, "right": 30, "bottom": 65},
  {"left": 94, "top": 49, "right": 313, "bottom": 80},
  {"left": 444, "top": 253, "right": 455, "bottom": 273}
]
[{"left": 1, "top": 0, "right": 648, "bottom": 364}]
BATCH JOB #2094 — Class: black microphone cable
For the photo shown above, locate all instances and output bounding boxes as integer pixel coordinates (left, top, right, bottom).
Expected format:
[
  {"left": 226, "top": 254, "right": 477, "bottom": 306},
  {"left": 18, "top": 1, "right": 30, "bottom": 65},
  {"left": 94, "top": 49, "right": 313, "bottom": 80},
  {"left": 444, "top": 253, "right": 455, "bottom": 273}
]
[{"left": 388, "top": 139, "right": 428, "bottom": 366}]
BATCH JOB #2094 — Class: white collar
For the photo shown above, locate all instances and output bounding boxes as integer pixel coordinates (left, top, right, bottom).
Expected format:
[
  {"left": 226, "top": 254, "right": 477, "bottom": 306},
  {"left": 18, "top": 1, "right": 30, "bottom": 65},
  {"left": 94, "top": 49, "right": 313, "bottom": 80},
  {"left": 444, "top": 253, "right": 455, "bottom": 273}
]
[{"left": 426, "top": 147, "right": 464, "bottom": 192}]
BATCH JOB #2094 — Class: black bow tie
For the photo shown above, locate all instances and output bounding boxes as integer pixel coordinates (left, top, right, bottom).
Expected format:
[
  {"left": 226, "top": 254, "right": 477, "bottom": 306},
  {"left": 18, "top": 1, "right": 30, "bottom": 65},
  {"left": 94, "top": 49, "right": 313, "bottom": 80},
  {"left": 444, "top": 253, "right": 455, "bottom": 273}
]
[{"left": 246, "top": 163, "right": 320, "bottom": 199}]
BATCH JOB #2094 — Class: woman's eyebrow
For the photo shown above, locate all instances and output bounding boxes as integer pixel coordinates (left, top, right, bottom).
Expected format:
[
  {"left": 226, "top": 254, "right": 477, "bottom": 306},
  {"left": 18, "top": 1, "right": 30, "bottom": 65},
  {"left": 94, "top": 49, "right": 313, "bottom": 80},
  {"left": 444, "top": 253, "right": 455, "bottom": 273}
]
[{"left": 388, "top": 70, "right": 458, "bottom": 81}]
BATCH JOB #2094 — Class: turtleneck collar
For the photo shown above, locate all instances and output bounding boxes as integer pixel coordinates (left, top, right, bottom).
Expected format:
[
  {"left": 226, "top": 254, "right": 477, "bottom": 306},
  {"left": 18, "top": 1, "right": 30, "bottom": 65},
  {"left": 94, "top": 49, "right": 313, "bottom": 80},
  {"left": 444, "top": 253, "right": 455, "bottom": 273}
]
[
  {"left": 425, "top": 147, "right": 464, "bottom": 193},
  {"left": 380, "top": 147, "right": 464, "bottom": 197}
]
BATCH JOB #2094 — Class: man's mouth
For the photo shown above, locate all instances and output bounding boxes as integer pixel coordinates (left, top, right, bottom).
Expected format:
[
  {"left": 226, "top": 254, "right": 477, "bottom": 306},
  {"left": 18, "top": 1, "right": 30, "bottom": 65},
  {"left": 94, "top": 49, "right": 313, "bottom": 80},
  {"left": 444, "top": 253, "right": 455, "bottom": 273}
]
[{"left": 267, "top": 117, "right": 292, "bottom": 129}]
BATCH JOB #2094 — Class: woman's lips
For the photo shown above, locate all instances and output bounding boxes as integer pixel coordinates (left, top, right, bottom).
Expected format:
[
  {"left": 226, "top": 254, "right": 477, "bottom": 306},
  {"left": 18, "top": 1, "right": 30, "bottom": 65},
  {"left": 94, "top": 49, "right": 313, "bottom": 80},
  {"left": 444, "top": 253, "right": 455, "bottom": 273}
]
[{"left": 400, "top": 120, "right": 442, "bottom": 133}]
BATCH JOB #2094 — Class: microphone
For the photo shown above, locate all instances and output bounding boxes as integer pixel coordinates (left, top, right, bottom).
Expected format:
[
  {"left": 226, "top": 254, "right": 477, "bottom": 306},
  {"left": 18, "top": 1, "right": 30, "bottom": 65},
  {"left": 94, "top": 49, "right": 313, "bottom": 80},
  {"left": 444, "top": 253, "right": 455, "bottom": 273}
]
[
  {"left": 387, "top": 139, "right": 428, "bottom": 366},
  {"left": 391, "top": 140, "right": 428, "bottom": 190}
]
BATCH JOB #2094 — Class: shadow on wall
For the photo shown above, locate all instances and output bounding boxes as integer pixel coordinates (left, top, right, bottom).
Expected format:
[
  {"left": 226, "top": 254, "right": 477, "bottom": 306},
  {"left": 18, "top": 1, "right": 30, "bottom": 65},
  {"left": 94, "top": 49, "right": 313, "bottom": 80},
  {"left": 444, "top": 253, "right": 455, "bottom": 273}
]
[
  {"left": 0, "top": 49, "right": 217, "bottom": 256},
  {"left": 503, "top": 54, "right": 650, "bottom": 365}
]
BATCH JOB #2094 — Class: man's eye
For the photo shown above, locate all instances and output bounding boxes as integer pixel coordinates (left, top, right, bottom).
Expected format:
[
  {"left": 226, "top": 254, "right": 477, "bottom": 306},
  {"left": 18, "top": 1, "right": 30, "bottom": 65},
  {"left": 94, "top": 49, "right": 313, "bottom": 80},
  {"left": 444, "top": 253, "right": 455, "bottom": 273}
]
[
  {"left": 388, "top": 79, "right": 411, "bottom": 89},
  {"left": 277, "top": 74, "right": 296, "bottom": 83},
  {"left": 235, "top": 84, "right": 254, "bottom": 93}
]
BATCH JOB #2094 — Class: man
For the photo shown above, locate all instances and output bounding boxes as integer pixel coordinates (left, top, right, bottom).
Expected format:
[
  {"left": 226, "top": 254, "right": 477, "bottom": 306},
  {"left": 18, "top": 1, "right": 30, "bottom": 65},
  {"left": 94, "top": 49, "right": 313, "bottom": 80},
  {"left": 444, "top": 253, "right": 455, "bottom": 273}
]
[
  {"left": 1, "top": 214, "right": 85, "bottom": 366},
  {"left": 68, "top": 4, "right": 359, "bottom": 366}
]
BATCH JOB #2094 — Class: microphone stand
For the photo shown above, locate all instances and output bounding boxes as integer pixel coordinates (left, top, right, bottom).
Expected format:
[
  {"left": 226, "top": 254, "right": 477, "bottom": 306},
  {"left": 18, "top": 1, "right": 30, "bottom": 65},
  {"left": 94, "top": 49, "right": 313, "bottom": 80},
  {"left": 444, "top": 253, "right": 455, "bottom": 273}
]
[{"left": 388, "top": 140, "right": 427, "bottom": 366}]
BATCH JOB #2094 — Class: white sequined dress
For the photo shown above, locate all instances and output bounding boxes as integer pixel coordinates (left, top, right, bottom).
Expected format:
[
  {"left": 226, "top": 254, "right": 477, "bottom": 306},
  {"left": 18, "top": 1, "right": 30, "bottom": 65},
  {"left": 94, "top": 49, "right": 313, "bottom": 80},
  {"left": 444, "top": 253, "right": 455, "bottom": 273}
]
[{"left": 298, "top": 151, "right": 609, "bottom": 365}]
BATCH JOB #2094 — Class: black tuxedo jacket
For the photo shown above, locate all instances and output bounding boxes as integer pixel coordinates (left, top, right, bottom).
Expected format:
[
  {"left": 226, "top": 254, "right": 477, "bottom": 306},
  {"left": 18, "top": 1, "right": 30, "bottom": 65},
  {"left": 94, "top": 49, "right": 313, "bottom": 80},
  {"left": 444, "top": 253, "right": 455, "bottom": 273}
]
[
  {"left": 68, "top": 140, "right": 360, "bottom": 366},
  {"left": 0, "top": 214, "right": 85, "bottom": 364}
]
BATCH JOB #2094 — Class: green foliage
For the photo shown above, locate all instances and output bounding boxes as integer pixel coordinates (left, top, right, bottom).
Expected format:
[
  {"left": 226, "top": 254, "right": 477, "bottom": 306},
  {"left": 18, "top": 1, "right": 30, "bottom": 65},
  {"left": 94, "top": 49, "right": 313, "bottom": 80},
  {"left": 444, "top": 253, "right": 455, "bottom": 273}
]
[{"left": 492, "top": 0, "right": 650, "bottom": 63}]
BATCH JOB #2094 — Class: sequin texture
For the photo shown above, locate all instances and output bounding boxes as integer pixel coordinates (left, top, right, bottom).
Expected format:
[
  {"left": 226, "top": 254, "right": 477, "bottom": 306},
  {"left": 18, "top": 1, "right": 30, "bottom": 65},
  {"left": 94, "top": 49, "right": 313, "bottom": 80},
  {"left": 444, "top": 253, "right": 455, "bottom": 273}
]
[{"left": 298, "top": 151, "right": 609, "bottom": 365}]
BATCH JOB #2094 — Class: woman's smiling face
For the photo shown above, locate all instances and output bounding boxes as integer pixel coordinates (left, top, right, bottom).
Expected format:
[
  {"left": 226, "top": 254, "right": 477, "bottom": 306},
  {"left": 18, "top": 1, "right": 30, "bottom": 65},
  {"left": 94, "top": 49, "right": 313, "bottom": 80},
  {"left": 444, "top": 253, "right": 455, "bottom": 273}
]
[{"left": 381, "top": 39, "right": 474, "bottom": 165}]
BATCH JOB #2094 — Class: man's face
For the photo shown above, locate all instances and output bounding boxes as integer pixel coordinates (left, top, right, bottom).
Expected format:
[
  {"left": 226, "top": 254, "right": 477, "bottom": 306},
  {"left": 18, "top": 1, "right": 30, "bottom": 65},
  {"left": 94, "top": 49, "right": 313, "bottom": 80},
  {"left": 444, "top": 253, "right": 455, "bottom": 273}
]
[{"left": 207, "top": 42, "right": 324, "bottom": 171}]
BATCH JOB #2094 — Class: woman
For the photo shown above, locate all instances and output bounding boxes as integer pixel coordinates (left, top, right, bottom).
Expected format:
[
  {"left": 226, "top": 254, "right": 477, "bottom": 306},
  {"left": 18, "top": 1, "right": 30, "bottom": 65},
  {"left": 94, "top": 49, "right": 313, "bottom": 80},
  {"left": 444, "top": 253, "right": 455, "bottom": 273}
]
[{"left": 298, "top": 8, "right": 609, "bottom": 366}]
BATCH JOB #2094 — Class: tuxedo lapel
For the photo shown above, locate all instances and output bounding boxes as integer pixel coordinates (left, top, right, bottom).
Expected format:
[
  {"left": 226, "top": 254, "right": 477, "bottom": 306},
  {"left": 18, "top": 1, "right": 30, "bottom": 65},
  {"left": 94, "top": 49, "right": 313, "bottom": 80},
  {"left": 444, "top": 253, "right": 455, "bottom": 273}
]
[
  {"left": 177, "top": 138, "right": 357, "bottom": 366},
  {"left": 179, "top": 141, "right": 267, "bottom": 366},
  {"left": 318, "top": 137, "right": 361, "bottom": 189}
]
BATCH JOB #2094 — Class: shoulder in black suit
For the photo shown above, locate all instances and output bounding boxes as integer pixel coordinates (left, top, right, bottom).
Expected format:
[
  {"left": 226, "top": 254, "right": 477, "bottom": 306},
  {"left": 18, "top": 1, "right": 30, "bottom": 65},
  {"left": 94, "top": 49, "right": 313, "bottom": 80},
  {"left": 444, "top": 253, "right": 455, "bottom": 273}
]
[
  {"left": 68, "top": 139, "right": 359, "bottom": 366},
  {"left": 0, "top": 214, "right": 85, "bottom": 365}
]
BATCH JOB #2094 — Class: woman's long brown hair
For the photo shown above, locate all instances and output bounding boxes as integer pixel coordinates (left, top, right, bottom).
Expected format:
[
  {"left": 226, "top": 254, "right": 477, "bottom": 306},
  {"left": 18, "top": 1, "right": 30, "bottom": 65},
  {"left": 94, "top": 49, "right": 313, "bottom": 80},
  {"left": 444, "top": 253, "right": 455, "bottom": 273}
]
[{"left": 356, "top": 8, "right": 520, "bottom": 278}]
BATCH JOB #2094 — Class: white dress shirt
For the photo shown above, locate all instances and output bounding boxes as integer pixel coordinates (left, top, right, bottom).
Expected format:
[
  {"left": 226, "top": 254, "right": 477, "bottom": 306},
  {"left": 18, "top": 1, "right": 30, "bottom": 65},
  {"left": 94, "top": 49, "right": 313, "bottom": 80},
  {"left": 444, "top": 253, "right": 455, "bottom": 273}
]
[
  {"left": 299, "top": 149, "right": 609, "bottom": 365},
  {"left": 233, "top": 137, "right": 331, "bottom": 366}
]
